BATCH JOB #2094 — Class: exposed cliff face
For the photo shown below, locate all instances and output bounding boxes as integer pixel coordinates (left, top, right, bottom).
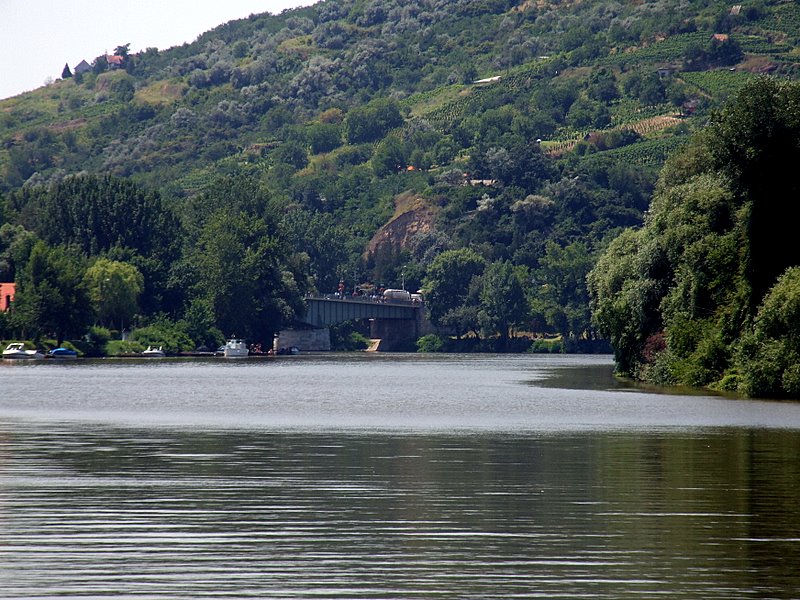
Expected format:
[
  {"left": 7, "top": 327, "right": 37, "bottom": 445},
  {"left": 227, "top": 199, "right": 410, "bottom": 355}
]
[{"left": 366, "top": 191, "right": 438, "bottom": 258}]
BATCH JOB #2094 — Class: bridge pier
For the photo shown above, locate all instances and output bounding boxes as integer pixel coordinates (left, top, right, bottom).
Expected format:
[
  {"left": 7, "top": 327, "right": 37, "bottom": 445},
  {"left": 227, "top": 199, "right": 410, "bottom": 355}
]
[
  {"left": 274, "top": 328, "right": 331, "bottom": 352},
  {"left": 370, "top": 318, "right": 418, "bottom": 351}
]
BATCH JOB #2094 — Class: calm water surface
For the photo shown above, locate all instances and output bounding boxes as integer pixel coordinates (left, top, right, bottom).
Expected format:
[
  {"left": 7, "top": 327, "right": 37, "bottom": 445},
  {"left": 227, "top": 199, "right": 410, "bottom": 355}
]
[{"left": 1, "top": 353, "right": 800, "bottom": 598}]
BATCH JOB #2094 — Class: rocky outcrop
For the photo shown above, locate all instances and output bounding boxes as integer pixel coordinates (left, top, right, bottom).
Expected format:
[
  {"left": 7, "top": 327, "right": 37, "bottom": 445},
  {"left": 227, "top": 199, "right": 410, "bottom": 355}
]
[{"left": 366, "top": 191, "right": 438, "bottom": 258}]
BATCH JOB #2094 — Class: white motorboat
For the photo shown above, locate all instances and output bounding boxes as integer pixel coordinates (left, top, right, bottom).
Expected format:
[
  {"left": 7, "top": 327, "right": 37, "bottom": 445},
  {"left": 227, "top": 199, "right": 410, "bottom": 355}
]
[
  {"left": 223, "top": 338, "right": 249, "bottom": 358},
  {"left": 142, "top": 345, "right": 166, "bottom": 357},
  {"left": 3, "top": 342, "right": 44, "bottom": 359}
]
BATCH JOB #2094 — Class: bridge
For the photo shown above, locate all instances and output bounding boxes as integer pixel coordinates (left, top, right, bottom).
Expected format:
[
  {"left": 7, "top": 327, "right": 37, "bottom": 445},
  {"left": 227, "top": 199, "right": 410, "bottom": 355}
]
[
  {"left": 276, "top": 296, "right": 428, "bottom": 351},
  {"left": 300, "top": 295, "right": 421, "bottom": 328}
]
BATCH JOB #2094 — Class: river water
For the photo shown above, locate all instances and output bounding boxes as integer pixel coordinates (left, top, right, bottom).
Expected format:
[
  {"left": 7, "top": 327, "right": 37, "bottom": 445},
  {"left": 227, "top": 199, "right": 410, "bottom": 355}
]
[{"left": 1, "top": 353, "right": 800, "bottom": 598}]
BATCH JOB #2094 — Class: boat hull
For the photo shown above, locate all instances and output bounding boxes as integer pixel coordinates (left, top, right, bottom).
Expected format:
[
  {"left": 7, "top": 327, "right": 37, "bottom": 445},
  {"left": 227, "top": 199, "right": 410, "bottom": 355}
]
[
  {"left": 223, "top": 339, "right": 249, "bottom": 358},
  {"left": 3, "top": 343, "right": 44, "bottom": 359},
  {"left": 2, "top": 351, "right": 44, "bottom": 359},
  {"left": 223, "top": 348, "right": 249, "bottom": 358}
]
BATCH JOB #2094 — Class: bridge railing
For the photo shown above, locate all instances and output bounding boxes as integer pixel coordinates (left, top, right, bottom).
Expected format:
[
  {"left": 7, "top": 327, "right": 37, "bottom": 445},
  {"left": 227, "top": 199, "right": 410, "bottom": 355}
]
[{"left": 307, "top": 294, "right": 424, "bottom": 307}]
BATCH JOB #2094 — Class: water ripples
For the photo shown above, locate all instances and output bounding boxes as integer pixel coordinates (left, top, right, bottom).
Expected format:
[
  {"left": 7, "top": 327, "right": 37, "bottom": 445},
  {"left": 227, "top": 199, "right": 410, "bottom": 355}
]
[
  {"left": 3, "top": 425, "right": 799, "bottom": 598},
  {"left": 2, "top": 356, "right": 800, "bottom": 598}
]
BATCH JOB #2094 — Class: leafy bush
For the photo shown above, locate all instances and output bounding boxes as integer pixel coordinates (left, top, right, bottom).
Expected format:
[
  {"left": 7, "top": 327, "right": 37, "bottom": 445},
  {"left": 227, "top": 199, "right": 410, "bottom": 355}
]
[
  {"left": 105, "top": 340, "right": 145, "bottom": 356},
  {"left": 130, "top": 319, "right": 193, "bottom": 354},
  {"left": 529, "top": 338, "right": 563, "bottom": 353},
  {"left": 417, "top": 333, "right": 445, "bottom": 352},
  {"left": 329, "top": 321, "right": 370, "bottom": 351}
]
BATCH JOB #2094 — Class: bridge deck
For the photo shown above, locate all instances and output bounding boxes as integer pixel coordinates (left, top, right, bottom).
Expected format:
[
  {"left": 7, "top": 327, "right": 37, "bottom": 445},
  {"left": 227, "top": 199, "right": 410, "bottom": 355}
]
[{"left": 301, "top": 296, "right": 421, "bottom": 328}]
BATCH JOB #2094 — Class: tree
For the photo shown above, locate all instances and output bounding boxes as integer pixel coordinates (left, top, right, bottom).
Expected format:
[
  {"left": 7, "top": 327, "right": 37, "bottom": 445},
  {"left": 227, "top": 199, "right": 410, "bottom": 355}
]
[
  {"left": 61, "top": 63, "right": 72, "bottom": 79},
  {"left": 423, "top": 248, "right": 486, "bottom": 328},
  {"left": 478, "top": 261, "right": 529, "bottom": 341},
  {"left": 704, "top": 77, "right": 800, "bottom": 310},
  {"left": 587, "top": 68, "right": 619, "bottom": 102},
  {"left": 92, "top": 54, "right": 108, "bottom": 74},
  {"left": 589, "top": 79, "right": 800, "bottom": 394},
  {"left": 587, "top": 229, "right": 647, "bottom": 375},
  {"left": 343, "top": 98, "right": 404, "bottom": 144},
  {"left": 10, "top": 241, "right": 91, "bottom": 345},
  {"left": 84, "top": 258, "right": 144, "bottom": 332},
  {"left": 114, "top": 43, "right": 130, "bottom": 59},
  {"left": 281, "top": 209, "right": 349, "bottom": 293},
  {"left": 536, "top": 241, "right": 594, "bottom": 339},
  {"left": 638, "top": 72, "right": 666, "bottom": 106},
  {"left": 737, "top": 267, "right": 800, "bottom": 397},
  {"left": 189, "top": 210, "right": 306, "bottom": 343},
  {"left": 0, "top": 223, "right": 38, "bottom": 282},
  {"left": 7, "top": 174, "right": 181, "bottom": 316},
  {"left": 371, "top": 136, "right": 407, "bottom": 176},
  {"left": 8, "top": 174, "right": 180, "bottom": 261},
  {"left": 307, "top": 122, "right": 342, "bottom": 154},
  {"left": 273, "top": 140, "right": 308, "bottom": 170}
]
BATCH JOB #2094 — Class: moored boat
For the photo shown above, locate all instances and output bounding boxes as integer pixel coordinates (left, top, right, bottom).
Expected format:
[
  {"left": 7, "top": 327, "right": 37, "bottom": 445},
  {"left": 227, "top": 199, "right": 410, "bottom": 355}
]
[
  {"left": 223, "top": 338, "right": 249, "bottom": 358},
  {"left": 46, "top": 347, "right": 78, "bottom": 359},
  {"left": 3, "top": 342, "right": 44, "bottom": 360},
  {"left": 142, "top": 345, "right": 166, "bottom": 357}
]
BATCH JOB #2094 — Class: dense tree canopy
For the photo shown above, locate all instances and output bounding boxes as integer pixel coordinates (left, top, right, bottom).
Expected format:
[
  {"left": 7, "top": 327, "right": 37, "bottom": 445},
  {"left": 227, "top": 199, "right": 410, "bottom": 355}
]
[
  {"left": 11, "top": 241, "right": 91, "bottom": 345},
  {"left": 2, "top": 0, "right": 799, "bottom": 361},
  {"left": 84, "top": 258, "right": 144, "bottom": 332},
  {"left": 589, "top": 79, "right": 800, "bottom": 397}
]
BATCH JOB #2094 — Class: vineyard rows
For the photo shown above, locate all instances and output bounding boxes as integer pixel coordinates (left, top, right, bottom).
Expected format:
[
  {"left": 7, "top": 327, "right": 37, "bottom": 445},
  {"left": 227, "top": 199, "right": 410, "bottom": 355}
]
[
  {"left": 542, "top": 114, "right": 682, "bottom": 157},
  {"left": 758, "top": 2, "right": 800, "bottom": 38},
  {"left": 580, "top": 136, "right": 690, "bottom": 168},
  {"left": 423, "top": 60, "right": 550, "bottom": 127},
  {"left": 602, "top": 31, "right": 709, "bottom": 68},
  {"left": 680, "top": 70, "right": 756, "bottom": 99}
]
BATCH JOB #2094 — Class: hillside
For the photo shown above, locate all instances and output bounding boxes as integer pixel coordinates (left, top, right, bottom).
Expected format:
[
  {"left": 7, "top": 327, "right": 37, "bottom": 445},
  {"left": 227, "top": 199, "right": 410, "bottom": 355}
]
[{"left": 1, "top": 0, "right": 799, "bottom": 353}]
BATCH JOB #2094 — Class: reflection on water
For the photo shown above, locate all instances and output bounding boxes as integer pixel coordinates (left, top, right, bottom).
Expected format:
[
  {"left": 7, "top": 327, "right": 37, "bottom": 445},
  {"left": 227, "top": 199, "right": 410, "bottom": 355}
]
[{"left": 1, "top": 354, "right": 800, "bottom": 598}]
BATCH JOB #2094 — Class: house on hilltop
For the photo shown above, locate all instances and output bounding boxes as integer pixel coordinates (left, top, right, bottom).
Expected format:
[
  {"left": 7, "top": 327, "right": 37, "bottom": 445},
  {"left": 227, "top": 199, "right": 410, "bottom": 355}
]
[
  {"left": 74, "top": 60, "right": 92, "bottom": 75},
  {"left": 106, "top": 54, "right": 124, "bottom": 69}
]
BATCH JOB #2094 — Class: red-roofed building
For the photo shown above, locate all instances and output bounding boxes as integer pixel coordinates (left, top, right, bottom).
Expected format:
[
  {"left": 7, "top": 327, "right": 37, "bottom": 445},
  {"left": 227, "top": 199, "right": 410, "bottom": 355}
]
[
  {"left": 106, "top": 54, "right": 124, "bottom": 68},
  {"left": 0, "top": 282, "right": 15, "bottom": 311}
]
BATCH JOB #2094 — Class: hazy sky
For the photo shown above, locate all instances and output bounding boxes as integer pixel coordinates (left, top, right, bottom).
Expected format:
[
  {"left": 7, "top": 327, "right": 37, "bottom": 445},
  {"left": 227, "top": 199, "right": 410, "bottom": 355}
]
[{"left": 0, "top": 0, "right": 316, "bottom": 100}]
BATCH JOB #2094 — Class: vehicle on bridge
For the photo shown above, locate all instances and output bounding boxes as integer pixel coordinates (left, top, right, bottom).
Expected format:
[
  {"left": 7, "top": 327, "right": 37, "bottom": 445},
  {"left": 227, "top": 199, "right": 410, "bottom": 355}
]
[{"left": 383, "top": 288, "right": 411, "bottom": 302}]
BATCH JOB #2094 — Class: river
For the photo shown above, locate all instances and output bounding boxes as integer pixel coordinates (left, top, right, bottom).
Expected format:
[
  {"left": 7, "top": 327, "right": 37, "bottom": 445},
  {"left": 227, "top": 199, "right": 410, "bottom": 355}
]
[{"left": 1, "top": 353, "right": 799, "bottom": 598}]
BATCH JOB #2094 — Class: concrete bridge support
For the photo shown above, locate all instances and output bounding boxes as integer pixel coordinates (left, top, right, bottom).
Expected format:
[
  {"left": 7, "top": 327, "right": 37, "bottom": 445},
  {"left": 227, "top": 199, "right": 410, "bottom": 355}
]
[
  {"left": 370, "top": 318, "right": 418, "bottom": 351},
  {"left": 274, "top": 328, "right": 331, "bottom": 352}
]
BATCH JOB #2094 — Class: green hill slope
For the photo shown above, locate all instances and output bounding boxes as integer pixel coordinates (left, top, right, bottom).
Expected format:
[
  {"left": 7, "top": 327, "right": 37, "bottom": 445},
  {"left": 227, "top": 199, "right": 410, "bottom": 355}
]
[{"left": 1, "top": 0, "right": 798, "bottom": 353}]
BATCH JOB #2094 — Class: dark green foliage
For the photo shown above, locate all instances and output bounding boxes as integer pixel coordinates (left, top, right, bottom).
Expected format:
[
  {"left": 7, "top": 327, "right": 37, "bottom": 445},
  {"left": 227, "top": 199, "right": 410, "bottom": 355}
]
[
  {"left": 417, "top": 333, "right": 446, "bottom": 352},
  {"left": 7, "top": 174, "right": 178, "bottom": 259},
  {"left": 129, "top": 317, "right": 194, "bottom": 354},
  {"left": 343, "top": 98, "right": 404, "bottom": 144},
  {"left": 186, "top": 209, "right": 306, "bottom": 343},
  {"left": 535, "top": 241, "right": 594, "bottom": 339},
  {"left": 1, "top": 0, "right": 798, "bottom": 357},
  {"left": 683, "top": 35, "right": 743, "bottom": 71},
  {"left": 423, "top": 248, "right": 486, "bottom": 333},
  {"left": 735, "top": 267, "right": 800, "bottom": 397},
  {"left": 329, "top": 320, "right": 370, "bottom": 351},
  {"left": 703, "top": 77, "right": 800, "bottom": 309},
  {"left": 6, "top": 174, "right": 181, "bottom": 316},
  {"left": 590, "top": 79, "right": 800, "bottom": 396},
  {"left": 10, "top": 241, "right": 91, "bottom": 345},
  {"left": 307, "top": 122, "right": 343, "bottom": 154},
  {"left": 478, "top": 260, "right": 529, "bottom": 341}
]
